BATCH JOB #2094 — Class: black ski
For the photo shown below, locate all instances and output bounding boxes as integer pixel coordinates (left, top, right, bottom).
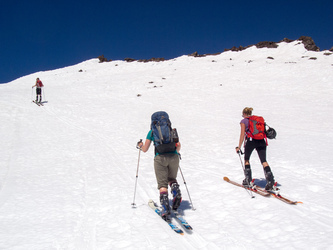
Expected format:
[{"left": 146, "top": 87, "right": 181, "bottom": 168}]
[{"left": 32, "top": 100, "right": 43, "bottom": 106}]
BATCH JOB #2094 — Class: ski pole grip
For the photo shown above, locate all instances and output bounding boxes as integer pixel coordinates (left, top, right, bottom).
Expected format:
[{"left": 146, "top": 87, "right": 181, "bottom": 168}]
[
  {"left": 236, "top": 147, "right": 244, "bottom": 155},
  {"left": 136, "top": 139, "right": 143, "bottom": 149}
]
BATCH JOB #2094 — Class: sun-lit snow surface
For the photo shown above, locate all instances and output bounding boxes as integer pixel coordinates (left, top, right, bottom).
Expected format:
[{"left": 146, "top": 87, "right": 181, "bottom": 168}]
[{"left": 0, "top": 41, "right": 333, "bottom": 249}]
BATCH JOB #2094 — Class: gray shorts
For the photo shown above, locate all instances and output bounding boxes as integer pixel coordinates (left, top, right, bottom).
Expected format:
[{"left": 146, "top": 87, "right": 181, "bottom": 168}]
[{"left": 154, "top": 154, "right": 179, "bottom": 189}]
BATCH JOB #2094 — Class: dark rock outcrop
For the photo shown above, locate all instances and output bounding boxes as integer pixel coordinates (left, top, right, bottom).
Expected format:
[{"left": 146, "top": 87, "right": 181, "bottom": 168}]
[
  {"left": 188, "top": 51, "right": 205, "bottom": 57},
  {"left": 298, "top": 36, "right": 320, "bottom": 51},
  {"left": 255, "top": 41, "right": 278, "bottom": 49},
  {"left": 138, "top": 58, "right": 165, "bottom": 63},
  {"left": 124, "top": 58, "right": 136, "bottom": 62},
  {"left": 98, "top": 55, "right": 111, "bottom": 63}
]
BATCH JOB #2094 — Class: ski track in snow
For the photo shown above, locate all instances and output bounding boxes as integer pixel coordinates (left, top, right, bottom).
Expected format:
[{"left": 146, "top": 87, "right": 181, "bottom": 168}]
[{"left": 0, "top": 41, "right": 333, "bottom": 249}]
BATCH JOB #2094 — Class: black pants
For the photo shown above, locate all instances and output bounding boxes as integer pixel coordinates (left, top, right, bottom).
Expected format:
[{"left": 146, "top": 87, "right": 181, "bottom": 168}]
[{"left": 244, "top": 139, "right": 267, "bottom": 163}]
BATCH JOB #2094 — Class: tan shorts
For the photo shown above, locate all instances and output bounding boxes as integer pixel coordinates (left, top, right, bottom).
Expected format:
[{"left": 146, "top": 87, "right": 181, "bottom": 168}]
[{"left": 154, "top": 154, "right": 179, "bottom": 189}]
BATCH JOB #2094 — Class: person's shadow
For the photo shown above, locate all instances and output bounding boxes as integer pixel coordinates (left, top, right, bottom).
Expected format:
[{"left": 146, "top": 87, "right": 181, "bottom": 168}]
[
  {"left": 254, "top": 178, "right": 281, "bottom": 188},
  {"left": 177, "top": 200, "right": 194, "bottom": 213}
]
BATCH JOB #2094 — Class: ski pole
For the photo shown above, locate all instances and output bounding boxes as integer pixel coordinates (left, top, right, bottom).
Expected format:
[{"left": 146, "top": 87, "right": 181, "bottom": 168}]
[
  {"left": 237, "top": 150, "right": 255, "bottom": 198},
  {"left": 178, "top": 154, "right": 196, "bottom": 210},
  {"left": 42, "top": 87, "right": 46, "bottom": 102},
  {"left": 131, "top": 140, "right": 142, "bottom": 208}
]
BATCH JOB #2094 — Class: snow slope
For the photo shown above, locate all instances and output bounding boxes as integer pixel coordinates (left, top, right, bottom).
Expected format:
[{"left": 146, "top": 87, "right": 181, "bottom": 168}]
[{"left": 0, "top": 40, "right": 333, "bottom": 249}]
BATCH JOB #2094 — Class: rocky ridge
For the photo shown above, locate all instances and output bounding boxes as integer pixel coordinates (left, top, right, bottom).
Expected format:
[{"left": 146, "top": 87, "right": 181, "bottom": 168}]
[{"left": 98, "top": 36, "right": 332, "bottom": 63}]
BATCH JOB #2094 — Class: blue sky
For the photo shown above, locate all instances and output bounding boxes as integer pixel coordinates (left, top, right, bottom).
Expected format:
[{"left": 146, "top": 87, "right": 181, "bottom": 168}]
[{"left": 1, "top": 0, "right": 332, "bottom": 83}]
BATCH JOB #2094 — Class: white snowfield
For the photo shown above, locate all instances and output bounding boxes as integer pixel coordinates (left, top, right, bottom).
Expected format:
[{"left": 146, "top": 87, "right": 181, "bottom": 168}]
[{"left": 0, "top": 40, "right": 332, "bottom": 249}]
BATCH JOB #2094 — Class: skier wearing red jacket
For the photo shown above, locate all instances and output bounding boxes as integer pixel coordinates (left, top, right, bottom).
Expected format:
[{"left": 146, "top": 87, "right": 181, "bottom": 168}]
[{"left": 32, "top": 78, "right": 44, "bottom": 103}]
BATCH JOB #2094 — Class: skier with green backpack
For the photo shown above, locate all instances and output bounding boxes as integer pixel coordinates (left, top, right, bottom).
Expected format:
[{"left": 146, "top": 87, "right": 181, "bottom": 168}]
[{"left": 137, "top": 111, "right": 182, "bottom": 219}]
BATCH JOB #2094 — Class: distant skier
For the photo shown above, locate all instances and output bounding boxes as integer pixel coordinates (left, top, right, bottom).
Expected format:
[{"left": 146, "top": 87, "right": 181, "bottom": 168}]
[
  {"left": 235, "top": 107, "right": 275, "bottom": 190},
  {"left": 137, "top": 111, "right": 182, "bottom": 219},
  {"left": 32, "top": 78, "right": 44, "bottom": 103}
]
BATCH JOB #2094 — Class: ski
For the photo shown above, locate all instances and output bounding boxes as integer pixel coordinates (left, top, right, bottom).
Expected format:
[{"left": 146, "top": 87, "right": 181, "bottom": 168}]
[
  {"left": 253, "top": 185, "right": 302, "bottom": 205},
  {"left": 224, "top": 176, "right": 302, "bottom": 205},
  {"left": 223, "top": 176, "right": 270, "bottom": 197},
  {"left": 172, "top": 210, "right": 193, "bottom": 231},
  {"left": 32, "top": 100, "right": 41, "bottom": 106},
  {"left": 32, "top": 101, "right": 43, "bottom": 106},
  {"left": 148, "top": 199, "right": 184, "bottom": 235}
]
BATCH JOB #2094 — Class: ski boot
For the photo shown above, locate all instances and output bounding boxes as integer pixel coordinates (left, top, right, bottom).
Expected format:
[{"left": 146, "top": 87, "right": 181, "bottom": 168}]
[
  {"left": 159, "top": 192, "right": 170, "bottom": 220},
  {"left": 242, "top": 165, "right": 252, "bottom": 187},
  {"left": 264, "top": 167, "right": 275, "bottom": 191},
  {"left": 170, "top": 182, "right": 182, "bottom": 211}
]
